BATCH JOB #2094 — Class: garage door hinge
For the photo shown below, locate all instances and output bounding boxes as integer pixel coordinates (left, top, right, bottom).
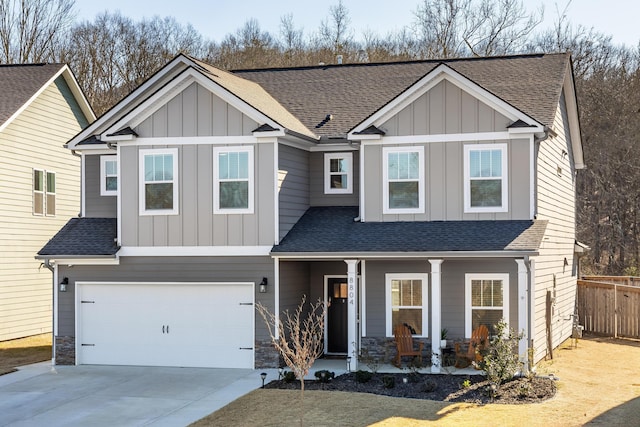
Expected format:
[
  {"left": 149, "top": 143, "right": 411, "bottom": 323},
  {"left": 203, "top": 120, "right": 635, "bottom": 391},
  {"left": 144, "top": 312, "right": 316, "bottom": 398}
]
[
  {"left": 239, "top": 302, "right": 253, "bottom": 306},
  {"left": 81, "top": 300, "right": 95, "bottom": 304},
  {"left": 81, "top": 344, "right": 95, "bottom": 346},
  {"left": 239, "top": 347, "right": 253, "bottom": 350}
]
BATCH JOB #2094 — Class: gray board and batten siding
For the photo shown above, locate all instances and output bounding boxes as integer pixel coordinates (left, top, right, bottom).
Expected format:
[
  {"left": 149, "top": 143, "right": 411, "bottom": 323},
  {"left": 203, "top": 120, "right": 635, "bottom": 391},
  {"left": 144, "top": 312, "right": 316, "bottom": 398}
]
[
  {"left": 115, "top": 82, "right": 275, "bottom": 247},
  {"left": 56, "top": 256, "right": 274, "bottom": 341}
]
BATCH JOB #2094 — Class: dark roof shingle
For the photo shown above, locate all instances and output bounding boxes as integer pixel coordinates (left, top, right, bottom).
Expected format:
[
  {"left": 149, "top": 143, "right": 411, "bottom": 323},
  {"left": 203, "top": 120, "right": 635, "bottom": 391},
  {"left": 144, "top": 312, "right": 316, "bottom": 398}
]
[
  {"left": 272, "top": 207, "right": 547, "bottom": 254},
  {"left": 37, "top": 218, "right": 118, "bottom": 257}
]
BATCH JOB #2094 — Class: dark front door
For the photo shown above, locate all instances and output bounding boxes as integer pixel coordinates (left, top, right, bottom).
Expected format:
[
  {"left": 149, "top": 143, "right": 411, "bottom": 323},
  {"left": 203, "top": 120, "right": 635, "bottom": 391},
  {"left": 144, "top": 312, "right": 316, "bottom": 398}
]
[{"left": 327, "top": 277, "right": 348, "bottom": 354}]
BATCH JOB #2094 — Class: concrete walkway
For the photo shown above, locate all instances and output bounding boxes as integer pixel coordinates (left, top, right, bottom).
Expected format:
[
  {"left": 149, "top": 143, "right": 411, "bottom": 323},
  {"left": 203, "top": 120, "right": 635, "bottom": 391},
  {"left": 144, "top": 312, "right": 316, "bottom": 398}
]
[{"left": 0, "top": 362, "right": 272, "bottom": 427}]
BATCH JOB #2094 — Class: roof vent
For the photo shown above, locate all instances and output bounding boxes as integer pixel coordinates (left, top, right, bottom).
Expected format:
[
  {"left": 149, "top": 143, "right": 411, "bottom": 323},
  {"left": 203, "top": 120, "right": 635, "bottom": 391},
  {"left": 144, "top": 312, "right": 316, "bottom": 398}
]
[{"left": 337, "top": 55, "right": 343, "bottom": 65}]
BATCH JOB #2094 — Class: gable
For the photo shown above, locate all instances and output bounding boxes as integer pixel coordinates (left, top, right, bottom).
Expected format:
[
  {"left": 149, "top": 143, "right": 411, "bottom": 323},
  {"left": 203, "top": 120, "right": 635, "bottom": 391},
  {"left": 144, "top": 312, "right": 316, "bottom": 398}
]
[
  {"left": 380, "top": 80, "right": 512, "bottom": 136},
  {"left": 134, "top": 82, "right": 258, "bottom": 138}
]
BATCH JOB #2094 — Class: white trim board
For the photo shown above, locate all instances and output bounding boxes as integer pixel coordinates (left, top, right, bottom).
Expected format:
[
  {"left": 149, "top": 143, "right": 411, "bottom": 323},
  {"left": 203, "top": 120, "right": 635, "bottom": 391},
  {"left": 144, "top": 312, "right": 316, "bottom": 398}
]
[{"left": 118, "top": 246, "right": 273, "bottom": 257}]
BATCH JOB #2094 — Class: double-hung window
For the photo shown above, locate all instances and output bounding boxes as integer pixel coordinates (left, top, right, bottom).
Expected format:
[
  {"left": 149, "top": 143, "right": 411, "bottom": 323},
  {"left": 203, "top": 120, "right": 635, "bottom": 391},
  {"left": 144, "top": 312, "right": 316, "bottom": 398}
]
[
  {"left": 213, "top": 146, "right": 254, "bottom": 214},
  {"left": 33, "top": 169, "right": 55, "bottom": 216},
  {"left": 324, "top": 152, "right": 352, "bottom": 194},
  {"left": 100, "top": 155, "right": 118, "bottom": 196},
  {"left": 383, "top": 146, "right": 424, "bottom": 214},
  {"left": 465, "top": 273, "right": 509, "bottom": 337},
  {"left": 139, "top": 148, "right": 178, "bottom": 215},
  {"left": 386, "top": 273, "right": 429, "bottom": 337},
  {"left": 464, "top": 144, "right": 508, "bottom": 212}
]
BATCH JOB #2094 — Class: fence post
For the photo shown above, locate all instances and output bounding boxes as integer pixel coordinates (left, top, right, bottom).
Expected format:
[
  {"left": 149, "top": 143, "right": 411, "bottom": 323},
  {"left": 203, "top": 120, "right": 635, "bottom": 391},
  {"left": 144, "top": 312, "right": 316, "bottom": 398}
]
[{"left": 614, "top": 283, "right": 618, "bottom": 338}]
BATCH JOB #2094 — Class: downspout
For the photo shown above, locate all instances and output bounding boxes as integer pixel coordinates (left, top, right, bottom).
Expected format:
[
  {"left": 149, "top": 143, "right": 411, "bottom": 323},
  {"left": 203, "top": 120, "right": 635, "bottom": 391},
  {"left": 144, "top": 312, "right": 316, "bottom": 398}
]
[
  {"left": 41, "top": 259, "right": 56, "bottom": 370},
  {"left": 524, "top": 255, "right": 532, "bottom": 370}
]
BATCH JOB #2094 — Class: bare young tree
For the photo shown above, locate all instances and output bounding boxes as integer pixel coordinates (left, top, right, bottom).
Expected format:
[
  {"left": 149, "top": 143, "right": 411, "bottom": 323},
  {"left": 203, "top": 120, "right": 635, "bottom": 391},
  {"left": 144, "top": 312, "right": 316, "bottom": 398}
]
[
  {"left": 0, "top": 0, "right": 75, "bottom": 63},
  {"left": 255, "top": 296, "right": 326, "bottom": 394}
]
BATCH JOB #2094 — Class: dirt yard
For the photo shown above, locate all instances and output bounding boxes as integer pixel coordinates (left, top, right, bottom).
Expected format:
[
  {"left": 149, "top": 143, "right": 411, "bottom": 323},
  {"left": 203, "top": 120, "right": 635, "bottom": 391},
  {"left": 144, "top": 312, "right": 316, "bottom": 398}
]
[{"left": 194, "top": 335, "right": 640, "bottom": 426}]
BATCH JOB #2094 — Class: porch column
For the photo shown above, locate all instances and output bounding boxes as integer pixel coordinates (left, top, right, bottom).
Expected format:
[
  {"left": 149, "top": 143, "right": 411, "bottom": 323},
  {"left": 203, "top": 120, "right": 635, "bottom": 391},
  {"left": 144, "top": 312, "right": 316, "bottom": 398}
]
[
  {"left": 429, "top": 259, "right": 443, "bottom": 373},
  {"left": 345, "top": 259, "right": 359, "bottom": 372},
  {"left": 516, "top": 258, "right": 529, "bottom": 371}
]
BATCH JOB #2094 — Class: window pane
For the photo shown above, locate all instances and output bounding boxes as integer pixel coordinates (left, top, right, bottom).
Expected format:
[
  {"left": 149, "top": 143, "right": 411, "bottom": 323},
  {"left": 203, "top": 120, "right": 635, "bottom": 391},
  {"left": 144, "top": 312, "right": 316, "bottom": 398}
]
[
  {"left": 106, "top": 160, "right": 117, "bottom": 175},
  {"left": 154, "top": 155, "right": 164, "bottom": 180},
  {"left": 228, "top": 152, "right": 239, "bottom": 179},
  {"left": 46, "top": 194, "right": 55, "bottom": 215},
  {"left": 470, "top": 180, "right": 502, "bottom": 207},
  {"left": 391, "top": 280, "right": 400, "bottom": 306},
  {"left": 330, "top": 158, "right": 347, "bottom": 173},
  {"left": 491, "top": 150, "right": 502, "bottom": 177},
  {"left": 392, "top": 309, "right": 422, "bottom": 335},
  {"left": 389, "top": 181, "right": 418, "bottom": 208},
  {"left": 481, "top": 280, "right": 493, "bottom": 306},
  {"left": 238, "top": 151, "right": 249, "bottom": 179},
  {"left": 408, "top": 152, "right": 419, "bottom": 179},
  {"left": 34, "top": 170, "right": 43, "bottom": 191},
  {"left": 397, "top": 152, "right": 409, "bottom": 178},
  {"left": 470, "top": 151, "right": 480, "bottom": 177},
  {"left": 46, "top": 172, "right": 55, "bottom": 193},
  {"left": 219, "top": 153, "right": 229, "bottom": 179},
  {"left": 494, "top": 281, "right": 503, "bottom": 306},
  {"left": 163, "top": 155, "right": 173, "bottom": 180},
  {"left": 401, "top": 280, "right": 412, "bottom": 306},
  {"left": 472, "top": 309, "right": 503, "bottom": 335},
  {"left": 480, "top": 150, "right": 491, "bottom": 177},
  {"left": 219, "top": 181, "right": 249, "bottom": 209},
  {"left": 144, "top": 156, "right": 154, "bottom": 181},
  {"left": 471, "top": 280, "right": 482, "bottom": 306},
  {"left": 330, "top": 174, "right": 347, "bottom": 189},
  {"left": 33, "top": 192, "right": 43, "bottom": 214},
  {"left": 387, "top": 152, "right": 399, "bottom": 179},
  {"left": 106, "top": 176, "right": 118, "bottom": 191},
  {"left": 145, "top": 183, "right": 173, "bottom": 210}
]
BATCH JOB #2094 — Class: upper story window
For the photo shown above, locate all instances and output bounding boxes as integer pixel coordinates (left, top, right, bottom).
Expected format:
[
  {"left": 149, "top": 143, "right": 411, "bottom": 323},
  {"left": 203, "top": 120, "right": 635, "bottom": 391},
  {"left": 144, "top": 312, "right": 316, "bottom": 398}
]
[
  {"left": 382, "top": 146, "right": 424, "bottom": 214},
  {"left": 464, "top": 144, "right": 508, "bottom": 213},
  {"left": 213, "top": 146, "right": 254, "bottom": 214},
  {"left": 386, "top": 273, "right": 429, "bottom": 337},
  {"left": 100, "top": 155, "right": 118, "bottom": 196},
  {"left": 139, "top": 148, "right": 178, "bottom": 215},
  {"left": 324, "top": 152, "right": 352, "bottom": 194},
  {"left": 33, "top": 169, "right": 55, "bottom": 216},
  {"left": 465, "top": 273, "right": 509, "bottom": 337}
]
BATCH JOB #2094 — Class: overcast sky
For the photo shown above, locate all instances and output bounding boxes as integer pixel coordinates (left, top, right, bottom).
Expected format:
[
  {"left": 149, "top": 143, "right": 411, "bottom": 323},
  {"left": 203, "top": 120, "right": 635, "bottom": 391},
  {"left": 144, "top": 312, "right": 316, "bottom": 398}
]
[{"left": 73, "top": 0, "right": 640, "bottom": 48}]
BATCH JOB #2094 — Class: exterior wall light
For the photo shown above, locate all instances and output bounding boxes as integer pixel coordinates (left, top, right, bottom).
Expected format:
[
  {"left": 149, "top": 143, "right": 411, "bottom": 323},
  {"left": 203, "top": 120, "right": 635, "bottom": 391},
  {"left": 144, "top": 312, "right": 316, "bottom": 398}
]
[
  {"left": 59, "top": 277, "right": 69, "bottom": 292},
  {"left": 259, "top": 277, "right": 268, "bottom": 293}
]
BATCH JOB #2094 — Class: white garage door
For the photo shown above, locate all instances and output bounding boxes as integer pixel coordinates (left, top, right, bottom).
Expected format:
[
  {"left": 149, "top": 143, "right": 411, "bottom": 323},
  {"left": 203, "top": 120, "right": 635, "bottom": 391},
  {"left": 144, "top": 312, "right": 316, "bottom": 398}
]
[{"left": 76, "top": 282, "right": 254, "bottom": 369}]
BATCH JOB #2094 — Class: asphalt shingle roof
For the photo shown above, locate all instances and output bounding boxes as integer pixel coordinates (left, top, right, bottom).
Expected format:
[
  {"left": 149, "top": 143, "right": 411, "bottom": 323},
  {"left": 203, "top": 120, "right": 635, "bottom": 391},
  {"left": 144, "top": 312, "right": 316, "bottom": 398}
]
[
  {"left": 234, "top": 53, "right": 569, "bottom": 138},
  {"left": 272, "top": 207, "right": 547, "bottom": 254},
  {"left": 37, "top": 218, "right": 118, "bottom": 257},
  {"left": 0, "top": 63, "right": 64, "bottom": 127}
]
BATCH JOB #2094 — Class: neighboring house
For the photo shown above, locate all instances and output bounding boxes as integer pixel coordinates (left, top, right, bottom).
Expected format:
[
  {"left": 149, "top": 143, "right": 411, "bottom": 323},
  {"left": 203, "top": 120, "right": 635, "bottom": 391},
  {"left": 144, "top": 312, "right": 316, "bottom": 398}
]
[
  {"left": 37, "top": 53, "right": 584, "bottom": 371},
  {"left": 0, "top": 64, "right": 94, "bottom": 342}
]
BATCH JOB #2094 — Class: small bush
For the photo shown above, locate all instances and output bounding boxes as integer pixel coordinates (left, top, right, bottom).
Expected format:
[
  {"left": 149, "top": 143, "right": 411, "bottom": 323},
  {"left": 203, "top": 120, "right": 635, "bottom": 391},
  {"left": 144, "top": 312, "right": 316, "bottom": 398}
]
[
  {"left": 422, "top": 379, "right": 438, "bottom": 392},
  {"left": 283, "top": 371, "right": 296, "bottom": 383},
  {"left": 460, "top": 378, "right": 472, "bottom": 389},
  {"left": 478, "top": 319, "right": 524, "bottom": 395},
  {"left": 314, "top": 370, "right": 335, "bottom": 383},
  {"left": 359, "top": 347, "right": 381, "bottom": 373},
  {"left": 355, "top": 370, "right": 373, "bottom": 383},
  {"left": 382, "top": 375, "right": 396, "bottom": 389}
]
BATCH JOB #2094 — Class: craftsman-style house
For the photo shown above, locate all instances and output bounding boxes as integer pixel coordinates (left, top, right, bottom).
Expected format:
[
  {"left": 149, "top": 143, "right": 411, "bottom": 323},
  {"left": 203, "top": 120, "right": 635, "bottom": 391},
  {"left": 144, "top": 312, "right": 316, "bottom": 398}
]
[
  {"left": 37, "top": 53, "right": 583, "bottom": 371},
  {"left": 0, "top": 64, "right": 94, "bottom": 342}
]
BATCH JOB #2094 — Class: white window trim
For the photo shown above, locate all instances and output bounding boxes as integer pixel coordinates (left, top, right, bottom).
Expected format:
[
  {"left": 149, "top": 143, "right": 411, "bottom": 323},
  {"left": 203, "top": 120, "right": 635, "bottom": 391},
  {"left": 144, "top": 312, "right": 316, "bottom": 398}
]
[
  {"left": 100, "top": 155, "right": 117, "bottom": 196},
  {"left": 45, "top": 171, "right": 56, "bottom": 216},
  {"left": 464, "top": 273, "right": 510, "bottom": 338},
  {"left": 385, "top": 273, "right": 429, "bottom": 338},
  {"left": 213, "top": 146, "right": 254, "bottom": 214},
  {"left": 324, "top": 152, "right": 353, "bottom": 194},
  {"left": 382, "top": 146, "right": 425, "bottom": 214},
  {"left": 463, "top": 143, "right": 508, "bottom": 213},
  {"left": 139, "top": 148, "right": 179, "bottom": 216},
  {"left": 33, "top": 168, "right": 44, "bottom": 216}
]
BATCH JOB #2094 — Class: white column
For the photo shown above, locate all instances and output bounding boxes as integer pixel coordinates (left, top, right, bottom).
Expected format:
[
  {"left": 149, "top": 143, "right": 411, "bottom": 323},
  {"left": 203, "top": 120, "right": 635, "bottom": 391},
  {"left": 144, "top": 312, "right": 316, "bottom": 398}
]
[
  {"left": 345, "top": 259, "right": 359, "bottom": 372},
  {"left": 274, "top": 257, "right": 280, "bottom": 339},
  {"left": 429, "top": 259, "right": 443, "bottom": 373},
  {"left": 516, "top": 258, "right": 529, "bottom": 371}
]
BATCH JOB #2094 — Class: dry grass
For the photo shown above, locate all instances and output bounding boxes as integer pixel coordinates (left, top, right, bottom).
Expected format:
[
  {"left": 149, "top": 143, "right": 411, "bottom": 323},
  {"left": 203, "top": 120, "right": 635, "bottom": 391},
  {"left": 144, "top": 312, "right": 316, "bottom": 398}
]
[
  {"left": 192, "top": 335, "right": 640, "bottom": 427},
  {"left": 0, "top": 334, "right": 52, "bottom": 376}
]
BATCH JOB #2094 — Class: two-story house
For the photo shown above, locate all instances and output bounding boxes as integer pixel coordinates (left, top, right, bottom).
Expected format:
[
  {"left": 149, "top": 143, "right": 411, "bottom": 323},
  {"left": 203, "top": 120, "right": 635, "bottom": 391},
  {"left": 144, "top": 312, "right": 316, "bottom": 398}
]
[
  {"left": 37, "top": 53, "right": 583, "bottom": 372},
  {"left": 0, "top": 64, "right": 94, "bottom": 342}
]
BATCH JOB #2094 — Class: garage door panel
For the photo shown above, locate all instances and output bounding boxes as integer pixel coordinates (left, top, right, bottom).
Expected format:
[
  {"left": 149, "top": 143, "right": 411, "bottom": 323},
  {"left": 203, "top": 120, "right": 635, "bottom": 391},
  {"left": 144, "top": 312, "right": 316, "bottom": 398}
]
[{"left": 77, "top": 283, "right": 254, "bottom": 368}]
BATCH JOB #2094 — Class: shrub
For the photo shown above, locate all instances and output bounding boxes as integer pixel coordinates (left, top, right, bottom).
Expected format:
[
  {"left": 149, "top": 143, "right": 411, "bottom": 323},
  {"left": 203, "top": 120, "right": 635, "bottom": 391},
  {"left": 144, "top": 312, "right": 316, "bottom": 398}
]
[
  {"left": 355, "top": 370, "right": 373, "bottom": 383},
  {"left": 460, "top": 378, "right": 472, "bottom": 389},
  {"left": 314, "top": 370, "right": 335, "bottom": 383},
  {"left": 478, "top": 319, "right": 524, "bottom": 395},
  {"left": 359, "top": 347, "right": 381, "bottom": 373},
  {"left": 422, "top": 379, "right": 437, "bottom": 392},
  {"left": 283, "top": 371, "right": 297, "bottom": 383},
  {"left": 382, "top": 375, "right": 395, "bottom": 389}
]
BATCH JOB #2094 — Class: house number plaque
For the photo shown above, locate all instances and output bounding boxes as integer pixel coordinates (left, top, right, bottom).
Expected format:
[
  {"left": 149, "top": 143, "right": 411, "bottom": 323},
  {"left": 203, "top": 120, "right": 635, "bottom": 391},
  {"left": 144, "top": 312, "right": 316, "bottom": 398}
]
[{"left": 348, "top": 277, "right": 354, "bottom": 305}]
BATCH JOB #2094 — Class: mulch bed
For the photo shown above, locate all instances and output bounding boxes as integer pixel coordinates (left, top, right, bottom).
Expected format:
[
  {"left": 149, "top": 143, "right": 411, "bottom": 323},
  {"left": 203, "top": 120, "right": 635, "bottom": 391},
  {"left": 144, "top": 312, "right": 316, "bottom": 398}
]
[{"left": 265, "top": 372, "right": 556, "bottom": 404}]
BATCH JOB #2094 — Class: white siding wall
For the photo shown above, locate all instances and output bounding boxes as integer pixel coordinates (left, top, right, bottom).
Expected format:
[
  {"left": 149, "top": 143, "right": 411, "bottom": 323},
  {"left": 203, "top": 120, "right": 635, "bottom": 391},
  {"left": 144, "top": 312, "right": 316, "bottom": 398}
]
[
  {"left": 0, "top": 77, "right": 85, "bottom": 341},
  {"left": 532, "top": 91, "right": 578, "bottom": 362}
]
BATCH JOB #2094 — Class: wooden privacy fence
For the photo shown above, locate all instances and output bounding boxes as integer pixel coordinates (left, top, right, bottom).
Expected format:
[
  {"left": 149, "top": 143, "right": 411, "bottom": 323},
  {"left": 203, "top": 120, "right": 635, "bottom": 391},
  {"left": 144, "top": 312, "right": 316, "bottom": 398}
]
[{"left": 577, "top": 279, "right": 640, "bottom": 339}]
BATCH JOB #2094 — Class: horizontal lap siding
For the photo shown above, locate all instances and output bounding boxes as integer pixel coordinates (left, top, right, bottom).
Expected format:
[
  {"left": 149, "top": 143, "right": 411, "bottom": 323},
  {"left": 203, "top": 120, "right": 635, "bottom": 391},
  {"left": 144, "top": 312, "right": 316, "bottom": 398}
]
[
  {"left": 84, "top": 154, "right": 116, "bottom": 217},
  {"left": 309, "top": 151, "right": 359, "bottom": 207},
  {"left": 278, "top": 144, "right": 309, "bottom": 241},
  {"left": 57, "top": 256, "right": 274, "bottom": 340},
  {"left": 0, "top": 76, "right": 85, "bottom": 340},
  {"left": 532, "top": 92, "right": 578, "bottom": 363}
]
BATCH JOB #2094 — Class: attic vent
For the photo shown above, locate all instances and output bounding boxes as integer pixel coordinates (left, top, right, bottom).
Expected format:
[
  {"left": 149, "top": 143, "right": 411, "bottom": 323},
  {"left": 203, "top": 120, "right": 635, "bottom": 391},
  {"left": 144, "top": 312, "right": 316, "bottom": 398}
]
[{"left": 315, "top": 114, "right": 333, "bottom": 128}]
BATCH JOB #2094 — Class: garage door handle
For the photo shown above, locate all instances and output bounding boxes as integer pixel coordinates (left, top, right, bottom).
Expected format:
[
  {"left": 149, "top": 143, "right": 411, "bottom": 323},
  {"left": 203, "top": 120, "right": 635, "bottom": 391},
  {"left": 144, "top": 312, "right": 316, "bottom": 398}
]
[
  {"left": 162, "top": 325, "right": 165, "bottom": 334},
  {"left": 239, "top": 347, "right": 253, "bottom": 350},
  {"left": 167, "top": 325, "right": 169, "bottom": 333}
]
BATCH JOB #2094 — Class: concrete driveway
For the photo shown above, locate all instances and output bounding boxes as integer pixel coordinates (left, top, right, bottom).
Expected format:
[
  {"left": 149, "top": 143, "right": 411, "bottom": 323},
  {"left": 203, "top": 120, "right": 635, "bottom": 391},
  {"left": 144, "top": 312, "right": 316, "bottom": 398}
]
[{"left": 0, "top": 362, "right": 268, "bottom": 427}]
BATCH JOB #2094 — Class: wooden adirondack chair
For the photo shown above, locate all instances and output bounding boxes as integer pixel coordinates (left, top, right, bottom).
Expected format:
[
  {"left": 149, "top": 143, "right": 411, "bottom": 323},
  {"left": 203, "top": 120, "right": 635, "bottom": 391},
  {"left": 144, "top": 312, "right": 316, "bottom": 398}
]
[
  {"left": 454, "top": 325, "right": 489, "bottom": 368},
  {"left": 393, "top": 324, "right": 423, "bottom": 367}
]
